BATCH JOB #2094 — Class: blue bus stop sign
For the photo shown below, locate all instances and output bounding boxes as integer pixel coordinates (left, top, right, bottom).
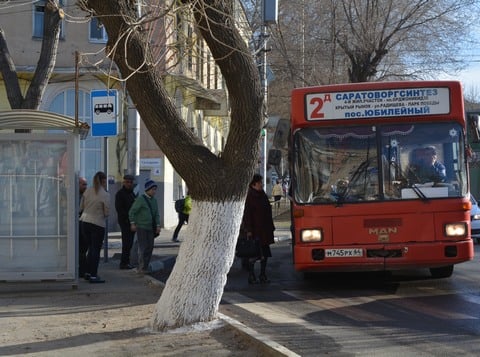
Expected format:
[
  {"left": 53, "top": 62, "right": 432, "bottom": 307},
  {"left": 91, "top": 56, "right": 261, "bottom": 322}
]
[{"left": 91, "top": 89, "right": 118, "bottom": 136}]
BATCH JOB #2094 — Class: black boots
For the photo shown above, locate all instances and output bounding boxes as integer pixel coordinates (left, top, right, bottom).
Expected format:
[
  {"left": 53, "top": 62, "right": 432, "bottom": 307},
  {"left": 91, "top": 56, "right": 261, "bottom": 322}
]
[
  {"left": 259, "top": 260, "right": 270, "bottom": 283},
  {"left": 248, "top": 272, "right": 258, "bottom": 284},
  {"left": 248, "top": 261, "right": 258, "bottom": 284},
  {"left": 248, "top": 272, "right": 270, "bottom": 284},
  {"left": 247, "top": 259, "right": 270, "bottom": 284},
  {"left": 258, "top": 274, "right": 270, "bottom": 284}
]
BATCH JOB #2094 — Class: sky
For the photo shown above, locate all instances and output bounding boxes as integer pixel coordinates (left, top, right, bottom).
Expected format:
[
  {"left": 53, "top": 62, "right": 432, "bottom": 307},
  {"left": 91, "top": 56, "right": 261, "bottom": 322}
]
[
  {"left": 443, "top": 63, "right": 480, "bottom": 90},
  {"left": 438, "top": 29, "right": 480, "bottom": 93}
]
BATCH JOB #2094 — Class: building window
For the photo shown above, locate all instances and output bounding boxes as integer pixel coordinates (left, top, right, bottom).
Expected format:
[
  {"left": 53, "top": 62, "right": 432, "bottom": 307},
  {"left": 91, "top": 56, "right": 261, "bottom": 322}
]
[
  {"left": 89, "top": 17, "right": 108, "bottom": 43},
  {"left": 214, "top": 66, "right": 220, "bottom": 90},
  {"left": 206, "top": 53, "right": 211, "bottom": 89},
  {"left": 196, "top": 113, "right": 203, "bottom": 140},
  {"left": 33, "top": 1, "right": 65, "bottom": 39},
  {"left": 200, "top": 41, "right": 204, "bottom": 84},
  {"left": 187, "top": 26, "right": 193, "bottom": 72},
  {"left": 48, "top": 89, "right": 103, "bottom": 181}
]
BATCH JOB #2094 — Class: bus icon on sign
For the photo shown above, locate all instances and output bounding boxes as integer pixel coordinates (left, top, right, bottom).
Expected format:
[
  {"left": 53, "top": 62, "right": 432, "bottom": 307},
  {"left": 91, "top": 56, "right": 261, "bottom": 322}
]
[{"left": 94, "top": 103, "right": 114, "bottom": 115}]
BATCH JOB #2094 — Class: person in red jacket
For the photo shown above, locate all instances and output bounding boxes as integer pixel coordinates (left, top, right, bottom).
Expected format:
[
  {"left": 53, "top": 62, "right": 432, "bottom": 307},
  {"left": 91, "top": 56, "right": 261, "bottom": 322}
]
[{"left": 241, "top": 174, "right": 275, "bottom": 284}]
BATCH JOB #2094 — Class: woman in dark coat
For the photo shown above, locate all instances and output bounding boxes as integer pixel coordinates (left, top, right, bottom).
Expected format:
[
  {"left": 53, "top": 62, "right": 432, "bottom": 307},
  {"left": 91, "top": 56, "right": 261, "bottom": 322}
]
[{"left": 241, "top": 174, "right": 275, "bottom": 284}]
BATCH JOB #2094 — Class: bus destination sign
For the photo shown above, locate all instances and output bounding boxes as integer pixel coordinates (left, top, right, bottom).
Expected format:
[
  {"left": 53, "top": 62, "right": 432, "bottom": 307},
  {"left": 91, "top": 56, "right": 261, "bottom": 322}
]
[{"left": 305, "top": 87, "right": 451, "bottom": 121}]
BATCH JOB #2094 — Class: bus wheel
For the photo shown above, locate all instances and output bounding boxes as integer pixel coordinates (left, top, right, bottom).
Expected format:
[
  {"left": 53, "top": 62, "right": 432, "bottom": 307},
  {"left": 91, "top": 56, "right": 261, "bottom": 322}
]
[{"left": 429, "top": 265, "right": 454, "bottom": 278}]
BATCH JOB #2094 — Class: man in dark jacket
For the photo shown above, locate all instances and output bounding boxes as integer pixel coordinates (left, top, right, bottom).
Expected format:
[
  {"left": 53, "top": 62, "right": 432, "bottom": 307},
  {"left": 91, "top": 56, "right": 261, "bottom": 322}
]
[{"left": 115, "top": 174, "right": 137, "bottom": 269}]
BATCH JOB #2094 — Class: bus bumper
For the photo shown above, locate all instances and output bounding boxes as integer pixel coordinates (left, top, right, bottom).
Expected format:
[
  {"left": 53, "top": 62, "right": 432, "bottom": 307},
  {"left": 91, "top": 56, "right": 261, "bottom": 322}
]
[{"left": 293, "top": 240, "right": 474, "bottom": 272}]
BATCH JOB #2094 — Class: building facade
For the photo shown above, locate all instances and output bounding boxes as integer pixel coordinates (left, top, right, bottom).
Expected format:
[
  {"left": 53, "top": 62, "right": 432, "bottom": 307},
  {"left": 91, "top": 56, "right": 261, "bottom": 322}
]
[{"left": 0, "top": 1, "right": 248, "bottom": 229}]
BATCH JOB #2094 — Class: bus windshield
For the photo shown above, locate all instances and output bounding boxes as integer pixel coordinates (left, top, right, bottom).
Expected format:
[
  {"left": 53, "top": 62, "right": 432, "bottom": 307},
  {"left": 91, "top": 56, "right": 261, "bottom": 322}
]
[{"left": 293, "top": 122, "right": 467, "bottom": 204}]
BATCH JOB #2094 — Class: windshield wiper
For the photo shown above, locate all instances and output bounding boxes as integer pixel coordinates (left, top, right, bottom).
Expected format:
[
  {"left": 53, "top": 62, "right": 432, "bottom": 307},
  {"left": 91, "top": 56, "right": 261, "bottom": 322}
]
[{"left": 411, "top": 184, "right": 429, "bottom": 202}]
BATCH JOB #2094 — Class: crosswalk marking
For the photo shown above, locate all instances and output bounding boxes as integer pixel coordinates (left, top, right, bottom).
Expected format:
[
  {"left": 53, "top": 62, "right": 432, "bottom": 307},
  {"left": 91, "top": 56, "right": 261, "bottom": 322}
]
[
  {"left": 284, "top": 291, "right": 392, "bottom": 322},
  {"left": 285, "top": 290, "right": 477, "bottom": 321},
  {"left": 223, "top": 288, "right": 478, "bottom": 324},
  {"left": 388, "top": 298, "right": 476, "bottom": 320},
  {"left": 222, "top": 291, "right": 422, "bottom": 353},
  {"left": 223, "top": 292, "right": 305, "bottom": 324},
  {"left": 222, "top": 291, "right": 385, "bottom": 345}
]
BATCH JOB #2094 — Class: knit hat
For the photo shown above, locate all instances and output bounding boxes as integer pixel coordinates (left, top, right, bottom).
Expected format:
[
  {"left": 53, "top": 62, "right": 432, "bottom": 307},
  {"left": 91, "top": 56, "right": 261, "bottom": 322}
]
[
  {"left": 144, "top": 179, "right": 157, "bottom": 191},
  {"left": 123, "top": 174, "right": 134, "bottom": 181}
]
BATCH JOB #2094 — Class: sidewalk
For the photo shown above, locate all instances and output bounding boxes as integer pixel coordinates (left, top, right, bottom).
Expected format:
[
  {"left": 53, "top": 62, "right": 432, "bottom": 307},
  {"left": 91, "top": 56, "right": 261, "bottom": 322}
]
[{"left": 0, "top": 208, "right": 295, "bottom": 357}]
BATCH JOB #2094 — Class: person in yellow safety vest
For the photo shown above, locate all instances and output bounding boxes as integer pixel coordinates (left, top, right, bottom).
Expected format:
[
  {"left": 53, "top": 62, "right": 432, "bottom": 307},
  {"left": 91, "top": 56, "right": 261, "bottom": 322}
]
[{"left": 172, "top": 193, "right": 192, "bottom": 242}]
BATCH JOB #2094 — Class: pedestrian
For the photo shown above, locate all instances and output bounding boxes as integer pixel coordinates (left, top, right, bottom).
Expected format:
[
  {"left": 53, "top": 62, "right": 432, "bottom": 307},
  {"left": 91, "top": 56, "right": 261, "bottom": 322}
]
[
  {"left": 115, "top": 174, "right": 137, "bottom": 270},
  {"left": 79, "top": 177, "right": 88, "bottom": 205},
  {"left": 78, "top": 176, "right": 88, "bottom": 279},
  {"left": 241, "top": 174, "right": 275, "bottom": 284},
  {"left": 272, "top": 179, "right": 283, "bottom": 209},
  {"left": 129, "top": 179, "right": 161, "bottom": 274},
  {"left": 79, "top": 171, "right": 109, "bottom": 283},
  {"left": 172, "top": 192, "right": 192, "bottom": 242}
]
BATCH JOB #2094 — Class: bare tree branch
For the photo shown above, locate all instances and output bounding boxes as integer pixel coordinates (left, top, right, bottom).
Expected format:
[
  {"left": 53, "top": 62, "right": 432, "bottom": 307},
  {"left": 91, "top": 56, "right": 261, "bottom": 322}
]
[
  {"left": 0, "top": 0, "right": 63, "bottom": 110},
  {"left": 0, "top": 28, "right": 23, "bottom": 108}
]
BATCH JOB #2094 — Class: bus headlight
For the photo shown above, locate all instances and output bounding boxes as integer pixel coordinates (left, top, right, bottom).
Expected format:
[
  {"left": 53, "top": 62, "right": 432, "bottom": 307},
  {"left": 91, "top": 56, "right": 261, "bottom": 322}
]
[
  {"left": 444, "top": 222, "right": 467, "bottom": 237},
  {"left": 301, "top": 229, "right": 323, "bottom": 242}
]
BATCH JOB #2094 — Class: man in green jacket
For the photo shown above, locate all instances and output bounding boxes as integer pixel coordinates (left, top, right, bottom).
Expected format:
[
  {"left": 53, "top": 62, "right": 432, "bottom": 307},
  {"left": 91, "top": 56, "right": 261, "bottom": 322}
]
[{"left": 129, "top": 179, "right": 160, "bottom": 274}]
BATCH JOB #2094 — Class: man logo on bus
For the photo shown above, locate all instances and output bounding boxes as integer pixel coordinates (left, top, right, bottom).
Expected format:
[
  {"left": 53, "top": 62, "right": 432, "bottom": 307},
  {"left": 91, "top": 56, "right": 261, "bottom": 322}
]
[
  {"left": 369, "top": 227, "right": 398, "bottom": 242},
  {"left": 94, "top": 103, "right": 114, "bottom": 115}
]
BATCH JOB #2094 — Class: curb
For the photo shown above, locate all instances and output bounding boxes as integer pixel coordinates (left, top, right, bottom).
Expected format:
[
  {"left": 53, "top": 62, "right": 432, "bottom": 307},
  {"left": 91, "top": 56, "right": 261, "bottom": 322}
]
[
  {"left": 148, "top": 255, "right": 176, "bottom": 273},
  {"left": 218, "top": 313, "right": 301, "bottom": 357}
]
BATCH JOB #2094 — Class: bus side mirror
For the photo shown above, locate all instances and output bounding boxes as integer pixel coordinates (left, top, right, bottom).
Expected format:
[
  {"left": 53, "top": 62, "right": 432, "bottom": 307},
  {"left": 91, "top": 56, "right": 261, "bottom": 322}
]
[
  {"left": 268, "top": 149, "right": 282, "bottom": 166},
  {"left": 468, "top": 114, "right": 480, "bottom": 143}
]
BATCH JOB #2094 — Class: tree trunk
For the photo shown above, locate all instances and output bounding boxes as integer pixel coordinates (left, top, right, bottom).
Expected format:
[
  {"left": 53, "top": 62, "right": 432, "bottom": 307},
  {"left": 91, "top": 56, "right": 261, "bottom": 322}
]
[
  {"left": 152, "top": 200, "right": 244, "bottom": 330},
  {"left": 79, "top": 0, "right": 264, "bottom": 331}
]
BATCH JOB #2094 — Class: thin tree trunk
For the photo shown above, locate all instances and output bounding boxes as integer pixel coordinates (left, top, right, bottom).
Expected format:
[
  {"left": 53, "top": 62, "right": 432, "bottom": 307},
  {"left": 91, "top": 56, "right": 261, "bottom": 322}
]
[{"left": 0, "top": 0, "right": 62, "bottom": 110}]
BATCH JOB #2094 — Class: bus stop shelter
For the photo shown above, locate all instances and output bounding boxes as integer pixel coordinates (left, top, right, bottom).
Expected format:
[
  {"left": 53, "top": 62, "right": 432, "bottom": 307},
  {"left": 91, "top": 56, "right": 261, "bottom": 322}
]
[{"left": 0, "top": 110, "right": 89, "bottom": 285}]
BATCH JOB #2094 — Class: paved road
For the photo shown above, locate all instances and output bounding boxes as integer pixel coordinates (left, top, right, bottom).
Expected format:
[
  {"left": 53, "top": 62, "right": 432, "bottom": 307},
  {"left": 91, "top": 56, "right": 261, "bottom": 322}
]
[{"left": 221, "top": 240, "right": 480, "bottom": 356}]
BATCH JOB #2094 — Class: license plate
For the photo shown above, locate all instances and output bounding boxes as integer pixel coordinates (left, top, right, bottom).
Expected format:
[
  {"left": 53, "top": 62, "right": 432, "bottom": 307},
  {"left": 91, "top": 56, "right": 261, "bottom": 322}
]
[{"left": 325, "top": 248, "right": 363, "bottom": 257}]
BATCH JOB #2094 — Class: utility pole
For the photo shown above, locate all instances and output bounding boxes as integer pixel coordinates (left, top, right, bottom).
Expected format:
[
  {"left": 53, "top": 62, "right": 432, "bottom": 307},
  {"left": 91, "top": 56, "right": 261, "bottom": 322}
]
[
  {"left": 261, "top": 23, "right": 269, "bottom": 121},
  {"left": 126, "top": 2, "right": 142, "bottom": 177},
  {"left": 127, "top": 96, "right": 140, "bottom": 176},
  {"left": 260, "top": 23, "right": 268, "bottom": 183},
  {"left": 260, "top": 0, "right": 278, "bottom": 185}
]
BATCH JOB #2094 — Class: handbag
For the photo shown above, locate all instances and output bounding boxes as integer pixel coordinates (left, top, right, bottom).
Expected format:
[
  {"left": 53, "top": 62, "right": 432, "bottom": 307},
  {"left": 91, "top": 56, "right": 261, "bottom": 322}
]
[{"left": 236, "top": 238, "right": 261, "bottom": 258}]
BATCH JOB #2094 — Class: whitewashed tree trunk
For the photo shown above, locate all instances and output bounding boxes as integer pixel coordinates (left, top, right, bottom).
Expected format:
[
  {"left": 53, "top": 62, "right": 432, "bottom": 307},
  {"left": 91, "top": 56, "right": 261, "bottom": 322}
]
[
  {"left": 81, "top": 0, "right": 263, "bottom": 331},
  {"left": 151, "top": 200, "right": 244, "bottom": 331}
]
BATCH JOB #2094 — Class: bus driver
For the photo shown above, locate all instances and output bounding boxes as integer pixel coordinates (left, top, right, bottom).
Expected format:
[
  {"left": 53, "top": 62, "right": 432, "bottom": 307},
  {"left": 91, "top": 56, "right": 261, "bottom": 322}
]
[{"left": 407, "top": 146, "right": 446, "bottom": 184}]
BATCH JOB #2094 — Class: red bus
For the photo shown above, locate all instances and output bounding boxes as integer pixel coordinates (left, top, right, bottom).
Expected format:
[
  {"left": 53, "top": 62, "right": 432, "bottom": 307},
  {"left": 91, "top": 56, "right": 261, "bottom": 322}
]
[{"left": 289, "top": 81, "right": 474, "bottom": 278}]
